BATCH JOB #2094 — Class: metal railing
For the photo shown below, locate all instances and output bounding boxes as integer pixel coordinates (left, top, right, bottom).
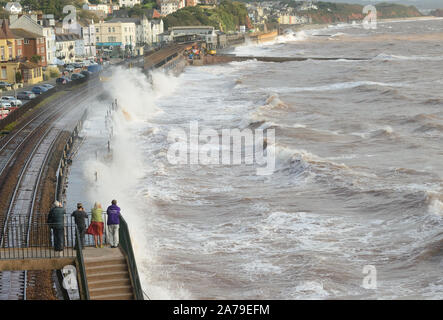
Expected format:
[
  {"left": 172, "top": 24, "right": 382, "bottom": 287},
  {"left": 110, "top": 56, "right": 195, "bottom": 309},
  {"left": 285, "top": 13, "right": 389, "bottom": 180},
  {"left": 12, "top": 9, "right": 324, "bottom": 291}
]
[
  {"left": 119, "top": 216, "right": 144, "bottom": 300},
  {"left": 0, "top": 211, "right": 147, "bottom": 301},
  {"left": 0, "top": 213, "right": 108, "bottom": 260},
  {"left": 75, "top": 227, "right": 89, "bottom": 300}
]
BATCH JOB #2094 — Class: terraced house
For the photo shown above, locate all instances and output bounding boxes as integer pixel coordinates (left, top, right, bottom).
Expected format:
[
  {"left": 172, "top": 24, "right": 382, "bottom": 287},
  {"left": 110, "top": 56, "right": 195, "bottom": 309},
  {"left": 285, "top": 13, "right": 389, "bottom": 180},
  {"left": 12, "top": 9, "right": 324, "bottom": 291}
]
[
  {"left": 0, "top": 20, "right": 42, "bottom": 85},
  {"left": 55, "top": 33, "right": 79, "bottom": 64},
  {"left": 96, "top": 21, "right": 136, "bottom": 52},
  {"left": 10, "top": 28, "right": 47, "bottom": 67},
  {"left": 0, "top": 20, "right": 19, "bottom": 85}
]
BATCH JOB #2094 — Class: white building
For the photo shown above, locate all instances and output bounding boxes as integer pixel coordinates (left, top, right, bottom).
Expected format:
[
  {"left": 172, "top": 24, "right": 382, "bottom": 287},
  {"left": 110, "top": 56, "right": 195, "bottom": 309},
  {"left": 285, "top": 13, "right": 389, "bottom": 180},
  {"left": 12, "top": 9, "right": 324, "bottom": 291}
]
[
  {"left": 56, "top": 34, "right": 78, "bottom": 64},
  {"left": 169, "top": 26, "right": 217, "bottom": 47},
  {"left": 278, "top": 15, "right": 310, "bottom": 25},
  {"left": 108, "top": 16, "right": 151, "bottom": 46},
  {"left": 43, "top": 27, "right": 56, "bottom": 65},
  {"left": 160, "top": 0, "right": 179, "bottom": 16},
  {"left": 151, "top": 19, "right": 164, "bottom": 44},
  {"left": 298, "top": 1, "right": 318, "bottom": 11},
  {"left": 118, "top": 0, "right": 141, "bottom": 7},
  {"left": 81, "top": 21, "right": 97, "bottom": 58},
  {"left": 82, "top": 3, "right": 116, "bottom": 18},
  {"left": 96, "top": 21, "right": 137, "bottom": 51},
  {"left": 4, "top": 2, "right": 22, "bottom": 14}
]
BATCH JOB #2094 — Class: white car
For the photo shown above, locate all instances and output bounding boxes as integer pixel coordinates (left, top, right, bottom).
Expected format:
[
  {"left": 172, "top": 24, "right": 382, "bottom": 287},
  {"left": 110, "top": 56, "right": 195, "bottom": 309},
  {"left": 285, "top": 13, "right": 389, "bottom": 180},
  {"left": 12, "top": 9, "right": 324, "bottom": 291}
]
[
  {"left": 1, "top": 96, "right": 22, "bottom": 106},
  {"left": 0, "top": 101, "right": 12, "bottom": 109}
]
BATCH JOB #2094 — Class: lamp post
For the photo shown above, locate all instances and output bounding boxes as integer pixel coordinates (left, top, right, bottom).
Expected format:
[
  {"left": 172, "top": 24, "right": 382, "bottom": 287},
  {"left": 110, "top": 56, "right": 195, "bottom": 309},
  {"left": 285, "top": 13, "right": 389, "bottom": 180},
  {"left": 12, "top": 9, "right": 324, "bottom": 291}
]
[{"left": 13, "top": 66, "right": 17, "bottom": 99}]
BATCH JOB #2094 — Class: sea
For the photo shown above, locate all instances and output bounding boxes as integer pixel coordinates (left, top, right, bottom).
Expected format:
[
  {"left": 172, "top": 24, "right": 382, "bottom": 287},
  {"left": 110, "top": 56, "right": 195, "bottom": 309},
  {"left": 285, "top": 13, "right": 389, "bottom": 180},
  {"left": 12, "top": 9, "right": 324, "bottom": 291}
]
[{"left": 66, "top": 18, "right": 443, "bottom": 299}]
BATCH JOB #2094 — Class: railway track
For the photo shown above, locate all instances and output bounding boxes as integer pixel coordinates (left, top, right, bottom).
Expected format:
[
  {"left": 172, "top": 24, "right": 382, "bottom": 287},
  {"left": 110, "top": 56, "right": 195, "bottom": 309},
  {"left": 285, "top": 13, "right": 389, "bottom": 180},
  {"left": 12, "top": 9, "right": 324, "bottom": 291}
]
[{"left": 0, "top": 81, "right": 103, "bottom": 300}]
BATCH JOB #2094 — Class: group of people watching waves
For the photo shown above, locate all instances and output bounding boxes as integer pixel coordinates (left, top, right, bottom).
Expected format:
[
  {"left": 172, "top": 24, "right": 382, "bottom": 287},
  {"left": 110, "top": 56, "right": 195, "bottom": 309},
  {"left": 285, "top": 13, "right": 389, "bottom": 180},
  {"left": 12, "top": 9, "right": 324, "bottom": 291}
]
[{"left": 47, "top": 199, "right": 122, "bottom": 251}]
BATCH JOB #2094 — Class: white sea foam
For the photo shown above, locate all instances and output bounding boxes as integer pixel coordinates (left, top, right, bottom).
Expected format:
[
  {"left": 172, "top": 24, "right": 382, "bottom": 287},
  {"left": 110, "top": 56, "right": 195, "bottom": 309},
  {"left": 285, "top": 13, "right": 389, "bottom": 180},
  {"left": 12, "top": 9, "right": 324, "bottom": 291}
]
[
  {"left": 374, "top": 53, "right": 443, "bottom": 61},
  {"left": 269, "top": 81, "right": 407, "bottom": 93},
  {"left": 78, "top": 66, "right": 188, "bottom": 299}
]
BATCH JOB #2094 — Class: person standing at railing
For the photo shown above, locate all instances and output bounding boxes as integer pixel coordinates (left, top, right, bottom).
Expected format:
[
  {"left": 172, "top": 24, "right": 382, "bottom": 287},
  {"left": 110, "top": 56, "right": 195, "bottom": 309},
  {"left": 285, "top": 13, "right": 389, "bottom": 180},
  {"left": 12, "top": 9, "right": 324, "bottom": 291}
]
[
  {"left": 106, "top": 199, "right": 121, "bottom": 248},
  {"left": 72, "top": 203, "right": 88, "bottom": 249},
  {"left": 47, "top": 200, "right": 66, "bottom": 252},
  {"left": 87, "top": 202, "right": 104, "bottom": 248}
]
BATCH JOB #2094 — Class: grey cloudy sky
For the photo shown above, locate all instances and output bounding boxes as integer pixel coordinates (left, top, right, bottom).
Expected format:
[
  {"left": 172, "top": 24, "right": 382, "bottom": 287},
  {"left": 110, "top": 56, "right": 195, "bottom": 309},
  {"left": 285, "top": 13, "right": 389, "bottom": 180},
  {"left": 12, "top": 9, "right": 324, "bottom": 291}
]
[{"left": 313, "top": 0, "right": 443, "bottom": 9}]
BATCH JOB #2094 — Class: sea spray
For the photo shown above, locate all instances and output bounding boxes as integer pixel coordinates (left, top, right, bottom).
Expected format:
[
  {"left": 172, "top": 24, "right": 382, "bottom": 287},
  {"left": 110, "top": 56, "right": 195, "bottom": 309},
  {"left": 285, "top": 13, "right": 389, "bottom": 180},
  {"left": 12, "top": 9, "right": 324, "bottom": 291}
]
[{"left": 80, "top": 66, "right": 192, "bottom": 299}]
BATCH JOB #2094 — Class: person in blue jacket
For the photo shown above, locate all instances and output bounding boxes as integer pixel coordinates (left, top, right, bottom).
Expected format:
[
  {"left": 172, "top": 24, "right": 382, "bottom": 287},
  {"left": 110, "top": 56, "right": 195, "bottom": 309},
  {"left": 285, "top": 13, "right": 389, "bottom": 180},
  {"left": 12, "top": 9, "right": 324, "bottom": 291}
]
[{"left": 106, "top": 199, "right": 121, "bottom": 248}]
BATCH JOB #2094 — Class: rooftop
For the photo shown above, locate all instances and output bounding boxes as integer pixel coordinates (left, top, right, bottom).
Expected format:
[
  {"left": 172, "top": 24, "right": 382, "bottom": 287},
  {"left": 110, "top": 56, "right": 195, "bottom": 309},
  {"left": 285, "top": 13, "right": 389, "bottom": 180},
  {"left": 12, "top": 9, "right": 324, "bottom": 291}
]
[
  {"left": 11, "top": 28, "right": 42, "bottom": 39},
  {"left": 56, "top": 33, "right": 82, "bottom": 42}
]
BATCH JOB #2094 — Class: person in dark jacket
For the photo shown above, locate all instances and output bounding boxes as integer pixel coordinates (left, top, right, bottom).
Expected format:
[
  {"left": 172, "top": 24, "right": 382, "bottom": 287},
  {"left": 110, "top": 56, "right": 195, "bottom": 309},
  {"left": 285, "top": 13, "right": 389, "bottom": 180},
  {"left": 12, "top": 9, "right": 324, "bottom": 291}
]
[
  {"left": 47, "top": 201, "right": 66, "bottom": 252},
  {"left": 106, "top": 200, "right": 121, "bottom": 248},
  {"left": 71, "top": 203, "right": 88, "bottom": 249}
]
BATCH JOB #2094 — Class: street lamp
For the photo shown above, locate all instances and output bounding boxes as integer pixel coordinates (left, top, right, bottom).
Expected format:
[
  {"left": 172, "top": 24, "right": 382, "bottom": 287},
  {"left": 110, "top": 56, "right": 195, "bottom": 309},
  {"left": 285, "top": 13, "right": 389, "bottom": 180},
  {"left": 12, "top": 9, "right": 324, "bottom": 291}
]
[{"left": 13, "top": 66, "right": 17, "bottom": 99}]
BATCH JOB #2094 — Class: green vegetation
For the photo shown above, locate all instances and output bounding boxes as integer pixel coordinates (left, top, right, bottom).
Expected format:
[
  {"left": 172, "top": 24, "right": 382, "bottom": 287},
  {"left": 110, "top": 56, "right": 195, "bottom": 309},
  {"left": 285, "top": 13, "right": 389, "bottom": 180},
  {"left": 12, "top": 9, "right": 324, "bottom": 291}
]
[
  {"left": 164, "top": 1, "right": 248, "bottom": 32},
  {"left": 239, "top": 1, "right": 422, "bottom": 24},
  {"left": 15, "top": 72, "right": 22, "bottom": 83},
  {"left": 43, "top": 66, "right": 60, "bottom": 80},
  {"left": 3, "top": 120, "right": 18, "bottom": 133},
  {"left": 30, "top": 55, "right": 42, "bottom": 64},
  {"left": 142, "top": 0, "right": 158, "bottom": 10},
  {"left": 19, "top": 0, "right": 99, "bottom": 22}
]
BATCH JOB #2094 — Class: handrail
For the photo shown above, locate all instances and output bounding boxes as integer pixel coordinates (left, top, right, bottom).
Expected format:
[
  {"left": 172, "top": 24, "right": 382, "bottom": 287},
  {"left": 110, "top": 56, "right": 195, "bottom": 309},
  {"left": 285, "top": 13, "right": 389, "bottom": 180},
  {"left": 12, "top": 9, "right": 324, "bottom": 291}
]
[
  {"left": 119, "top": 215, "right": 144, "bottom": 300},
  {"left": 75, "top": 227, "right": 90, "bottom": 300}
]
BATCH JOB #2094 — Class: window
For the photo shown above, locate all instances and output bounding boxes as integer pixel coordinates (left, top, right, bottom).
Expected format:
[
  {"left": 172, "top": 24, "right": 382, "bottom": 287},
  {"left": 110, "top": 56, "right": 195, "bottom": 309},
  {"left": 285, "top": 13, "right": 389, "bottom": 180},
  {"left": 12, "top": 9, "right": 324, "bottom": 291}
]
[
  {"left": 96, "top": 28, "right": 99, "bottom": 33},
  {"left": 17, "top": 39, "right": 21, "bottom": 45},
  {"left": 24, "top": 39, "right": 29, "bottom": 44},
  {"left": 0, "top": 47, "right": 4, "bottom": 61},
  {"left": 18, "top": 49, "right": 22, "bottom": 56},
  {"left": 8, "top": 46, "right": 12, "bottom": 58},
  {"left": 96, "top": 36, "right": 99, "bottom": 42},
  {"left": 1, "top": 67, "right": 6, "bottom": 79},
  {"left": 112, "top": 27, "right": 115, "bottom": 32},
  {"left": 108, "top": 27, "right": 111, "bottom": 32}
]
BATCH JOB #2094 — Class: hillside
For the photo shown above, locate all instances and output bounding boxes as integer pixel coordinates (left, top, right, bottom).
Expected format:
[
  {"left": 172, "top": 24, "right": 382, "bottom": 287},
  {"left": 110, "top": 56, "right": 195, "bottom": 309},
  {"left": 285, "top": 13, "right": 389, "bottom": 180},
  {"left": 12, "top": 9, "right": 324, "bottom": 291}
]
[
  {"left": 430, "top": 9, "right": 443, "bottom": 17},
  {"left": 300, "top": 2, "right": 423, "bottom": 24},
  {"left": 163, "top": 1, "right": 248, "bottom": 32}
]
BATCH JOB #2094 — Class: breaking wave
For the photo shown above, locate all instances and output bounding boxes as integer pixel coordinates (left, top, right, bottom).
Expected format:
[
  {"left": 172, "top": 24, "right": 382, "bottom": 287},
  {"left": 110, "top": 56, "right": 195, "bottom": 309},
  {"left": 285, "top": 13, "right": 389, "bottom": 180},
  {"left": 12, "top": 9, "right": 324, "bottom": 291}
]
[
  {"left": 374, "top": 53, "right": 443, "bottom": 61},
  {"left": 271, "top": 81, "right": 406, "bottom": 93}
]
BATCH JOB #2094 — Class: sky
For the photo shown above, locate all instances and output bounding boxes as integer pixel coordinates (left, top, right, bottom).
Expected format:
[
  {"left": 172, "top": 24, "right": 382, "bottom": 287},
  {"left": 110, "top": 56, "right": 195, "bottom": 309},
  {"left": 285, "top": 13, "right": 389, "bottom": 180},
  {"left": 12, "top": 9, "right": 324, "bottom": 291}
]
[{"left": 312, "top": 0, "right": 443, "bottom": 10}]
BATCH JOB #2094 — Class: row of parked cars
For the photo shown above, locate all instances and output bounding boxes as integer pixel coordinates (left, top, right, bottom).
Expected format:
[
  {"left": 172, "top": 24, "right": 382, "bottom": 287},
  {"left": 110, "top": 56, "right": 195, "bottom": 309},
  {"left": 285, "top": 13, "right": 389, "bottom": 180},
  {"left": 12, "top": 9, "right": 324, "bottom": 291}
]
[
  {"left": 0, "top": 83, "right": 55, "bottom": 110},
  {"left": 1, "top": 62, "right": 100, "bottom": 115},
  {"left": 56, "top": 70, "right": 93, "bottom": 85}
]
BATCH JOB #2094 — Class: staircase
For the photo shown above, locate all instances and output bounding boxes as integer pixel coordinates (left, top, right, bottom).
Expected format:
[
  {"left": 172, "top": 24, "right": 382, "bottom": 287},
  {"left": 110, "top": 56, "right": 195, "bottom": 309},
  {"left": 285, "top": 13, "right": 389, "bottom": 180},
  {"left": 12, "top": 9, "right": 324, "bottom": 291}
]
[{"left": 82, "top": 248, "right": 134, "bottom": 300}]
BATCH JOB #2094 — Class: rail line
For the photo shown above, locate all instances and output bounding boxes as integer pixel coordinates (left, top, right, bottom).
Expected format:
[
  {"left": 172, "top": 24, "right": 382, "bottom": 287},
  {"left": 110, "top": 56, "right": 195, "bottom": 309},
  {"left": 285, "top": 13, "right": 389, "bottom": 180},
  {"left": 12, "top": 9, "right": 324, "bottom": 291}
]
[
  {"left": 0, "top": 82, "right": 103, "bottom": 300},
  {"left": 0, "top": 83, "right": 100, "bottom": 178}
]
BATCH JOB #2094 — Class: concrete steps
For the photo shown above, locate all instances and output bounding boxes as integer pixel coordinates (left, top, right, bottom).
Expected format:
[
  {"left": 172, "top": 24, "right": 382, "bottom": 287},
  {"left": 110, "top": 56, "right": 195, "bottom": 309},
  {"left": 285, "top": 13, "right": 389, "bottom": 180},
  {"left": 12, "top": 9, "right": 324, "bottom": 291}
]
[{"left": 83, "top": 253, "right": 134, "bottom": 300}]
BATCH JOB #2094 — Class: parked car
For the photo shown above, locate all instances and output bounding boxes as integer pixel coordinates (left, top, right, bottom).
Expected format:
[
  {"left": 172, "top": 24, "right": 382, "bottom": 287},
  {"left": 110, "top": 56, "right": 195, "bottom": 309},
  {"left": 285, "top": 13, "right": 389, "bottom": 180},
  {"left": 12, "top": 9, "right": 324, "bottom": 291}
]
[
  {"left": 17, "top": 91, "right": 36, "bottom": 100},
  {"left": 1, "top": 96, "right": 22, "bottom": 107},
  {"left": 70, "top": 73, "right": 85, "bottom": 80},
  {"left": 87, "top": 64, "right": 102, "bottom": 73},
  {"left": 0, "top": 101, "right": 12, "bottom": 108},
  {"left": 56, "top": 77, "right": 71, "bottom": 85},
  {"left": 41, "top": 83, "right": 55, "bottom": 90},
  {"left": 0, "top": 81, "right": 12, "bottom": 89},
  {"left": 65, "top": 65, "right": 75, "bottom": 72},
  {"left": 0, "top": 108, "right": 10, "bottom": 119},
  {"left": 80, "top": 70, "right": 92, "bottom": 78},
  {"left": 31, "top": 86, "right": 48, "bottom": 95},
  {"left": 31, "top": 86, "right": 47, "bottom": 94}
]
